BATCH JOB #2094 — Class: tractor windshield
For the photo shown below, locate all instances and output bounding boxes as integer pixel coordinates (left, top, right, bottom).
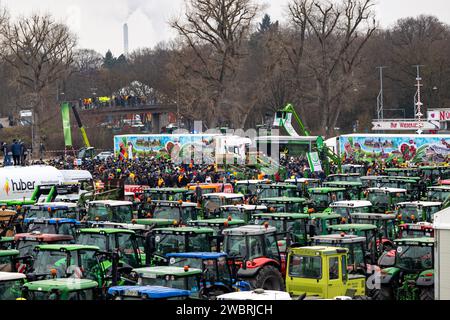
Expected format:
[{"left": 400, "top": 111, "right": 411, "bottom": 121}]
[
  {"left": 396, "top": 245, "right": 433, "bottom": 271},
  {"left": 427, "top": 189, "right": 450, "bottom": 202},
  {"left": 220, "top": 208, "right": 245, "bottom": 221},
  {"left": 17, "top": 240, "right": 40, "bottom": 258},
  {"left": 258, "top": 188, "right": 280, "bottom": 199},
  {"left": 155, "top": 234, "right": 210, "bottom": 256},
  {"left": 397, "top": 207, "right": 420, "bottom": 222},
  {"left": 288, "top": 255, "right": 322, "bottom": 279},
  {"left": 78, "top": 234, "right": 108, "bottom": 251},
  {"left": 225, "top": 235, "right": 268, "bottom": 260},
  {"left": 110, "top": 206, "right": 133, "bottom": 223},
  {"left": 0, "top": 280, "right": 23, "bottom": 300},
  {"left": 424, "top": 206, "right": 440, "bottom": 222},
  {"left": 26, "top": 209, "right": 51, "bottom": 219},
  {"left": 153, "top": 207, "right": 180, "bottom": 221},
  {"left": 400, "top": 228, "right": 433, "bottom": 239},
  {"left": 27, "top": 223, "right": 58, "bottom": 235},
  {"left": 368, "top": 192, "right": 389, "bottom": 207},
  {"left": 0, "top": 256, "right": 13, "bottom": 271},
  {"left": 33, "top": 251, "right": 72, "bottom": 278},
  {"left": 139, "top": 275, "right": 197, "bottom": 292}
]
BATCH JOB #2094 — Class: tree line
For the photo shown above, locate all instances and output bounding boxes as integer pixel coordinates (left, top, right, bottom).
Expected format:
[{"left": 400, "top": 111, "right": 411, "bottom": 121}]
[{"left": 0, "top": 0, "right": 450, "bottom": 151}]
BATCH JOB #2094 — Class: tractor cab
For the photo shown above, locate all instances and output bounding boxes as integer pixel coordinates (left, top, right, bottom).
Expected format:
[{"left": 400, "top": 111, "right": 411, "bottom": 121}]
[
  {"left": 397, "top": 222, "right": 434, "bottom": 239},
  {"left": 167, "top": 252, "right": 245, "bottom": 297},
  {"left": 252, "top": 213, "right": 310, "bottom": 248},
  {"left": 24, "top": 218, "right": 80, "bottom": 238},
  {"left": 223, "top": 225, "right": 284, "bottom": 291},
  {"left": 257, "top": 197, "right": 310, "bottom": 214},
  {"left": 76, "top": 228, "right": 143, "bottom": 270},
  {"left": 381, "top": 177, "right": 422, "bottom": 200},
  {"left": 376, "top": 237, "right": 434, "bottom": 300},
  {"left": 27, "top": 244, "right": 100, "bottom": 282},
  {"left": 86, "top": 200, "right": 134, "bottom": 224},
  {"left": 0, "top": 272, "right": 26, "bottom": 300},
  {"left": 187, "top": 183, "right": 234, "bottom": 197},
  {"left": 308, "top": 188, "right": 347, "bottom": 212},
  {"left": 321, "top": 181, "right": 363, "bottom": 200},
  {"left": 426, "top": 186, "right": 450, "bottom": 202},
  {"left": 329, "top": 201, "right": 372, "bottom": 220},
  {"left": 13, "top": 233, "right": 74, "bottom": 271},
  {"left": 286, "top": 246, "right": 366, "bottom": 299},
  {"left": 146, "top": 227, "right": 216, "bottom": 265},
  {"left": 306, "top": 212, "right": 342, "bottom": 237},
  {"left": 108, "top": 285, "right": 190, "bottom": 300},
  {"left": 395, "top": 201, "right": 442, "bottom": 224},
  {"left": 284, "top": 178, "right": 321, "bottom": 197},
  {"left": 418, "top": 165, "right": 450, "bottom": 185},
  {"left": 0, "top": 250, "right": 19, "bottom": 272},
  {"left": 144, "top": 188, "right": 192, "bottom": 202},
  {"left": 23, "top": 278, "right": 99, "bottom": 300},
  {"left": 384, "top": 167, "right": 420, "bottom": 177},
  {"left": 360, "top": 176, "right": 388, "bottom": 189},
  {"left": 327, "top": 224, "right": 379, "bottom": 265},
  {"left": 0, "top": 237, "right": 14, "bottom": 250},
  {"left": 24, "top": 202, "right": 80, "bottom": 221},
  {"left": 188, "top": 219, "right": 246, "bottom": 245},
  {"left": 218, "top": 204, "right": 267, "bottom": 223},
  {"left": 139, "top": 201, "right": 199, "bottom": 227},
  {"left": 234, "top": 180, "right": 271, "bottom": 198},
  {"left": 350, "top": 213, "right": 398, "bottom": 243},
  {"left": 325, "top": 173, "right": 361, "bottom": 183},
  {"left": 202, "top": 193, "right": 244, "bottom": 218},
  {"left": 342, "top": 164, "right": 366, "bottom": 176},
  {"left": 257, "top": 183, "right": 300, "bottom": 200},
  {"left": 0, "top": 208, "right": 20, "bottom": 237},
  {"left": 312, "top": 234, "right": 368, "bottom": 275},
  {"left": 130, "top": 266, "right": 202, "bottom": 298},
  {"left": 366, "top": 187, "right": 407, "bottom": 213}
]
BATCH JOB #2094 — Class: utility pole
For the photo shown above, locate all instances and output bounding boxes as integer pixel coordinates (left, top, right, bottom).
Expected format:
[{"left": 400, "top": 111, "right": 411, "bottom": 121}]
[
  {"left": 376, "top": 66, "right": 386, "bottom": 120},
  {"left": 413, "top": 65, "right": 425, "bottom": 134}
]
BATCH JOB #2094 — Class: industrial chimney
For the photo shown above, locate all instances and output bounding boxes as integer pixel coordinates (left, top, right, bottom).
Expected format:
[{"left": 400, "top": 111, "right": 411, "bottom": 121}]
[{"left": 123, "top": 23, "right": 129, "bottom": 55}]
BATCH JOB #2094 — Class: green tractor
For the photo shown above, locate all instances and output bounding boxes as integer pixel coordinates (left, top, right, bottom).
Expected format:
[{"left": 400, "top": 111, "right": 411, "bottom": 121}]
[
  {"left": 257, "top": 197, "right": 310, "bottom": 214},
  {"left": 0, "top": 237, "right": 14, "bottom": 250},
  {"left": 252, "top": 213, "right": 310, "bottom": 248},
  {"left": 218, "top": 204, "right": 267, "bottom": 223},
  {"left": 395, "top": 201, "right": 442, "bottom": 224},
  {"left": 256, "top": 183, "right": 300, "bottom": 200},
  {"left": 0, "top": 250, "right": 19, "bottom": 272},
  {"left": 374, "top": 237, "right": 435, "bottom": 300},
  {"left": 188, "top": 218, "right": 246, "bottom": 248},
  {"left": 136, "top": 200, "right": 199, "bottom": 227},
  {"left": 321, "top": 181, "right": 363, "bottom": 200},
  {"left": 85, "top": 200, "right": 135, "bottom": 224},
  {"left": 22, "top": 278, "right": 99, "bottom": 300},
  {"left": 328, "top": 200, "right": 373, "bottom": 221},
  {"left": 0, "top": 272, "right": 26, "bottom": 300},
  {"left": 76, "top": 228, "right": 144, "bottom": 275},
  {"left": 366, "top": 187, "right": 408, "bottom": 213},
  {"left": 284, "top": 178, "right": 321, "bottom": 197},
  {"left": 426, "top": 185, "right": 450, "bottom": 202},
  {"left": 308, "top": 187, "right": 347, "bottom": 212}
]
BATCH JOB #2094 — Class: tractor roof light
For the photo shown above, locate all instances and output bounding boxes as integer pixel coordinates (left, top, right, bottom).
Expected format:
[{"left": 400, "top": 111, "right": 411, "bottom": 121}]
[
  {"left": 228, "top": 216, "right": 232, "bottom": 221},
  {"left": 264, "top": 222, "right": 269, "bottom": 229},
  {"left": 224, "top": 221, "right": 229, "bottom": 228},
  {"left": 131, "top": 219, "right": 137, "bottom": 225},
  {"left": 48, "top": 207, "right": 53, "bottom": 213},
  {"left": 173, "top": 220, "right": 179, "bottom": 226},
  {"left": 184, "top": 265, "right": 189, "bottom": 272},
  {"left": 50, "top": 269, "right": 57, "bottom": 279},
  {"left": 340, "top": 232, "right": 346, "bottom": 237}
]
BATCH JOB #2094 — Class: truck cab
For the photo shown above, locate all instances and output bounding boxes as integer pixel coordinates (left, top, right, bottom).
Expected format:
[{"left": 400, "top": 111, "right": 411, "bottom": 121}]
[{"left": 286, "top": 246, "right": 366, "bottom": 299}]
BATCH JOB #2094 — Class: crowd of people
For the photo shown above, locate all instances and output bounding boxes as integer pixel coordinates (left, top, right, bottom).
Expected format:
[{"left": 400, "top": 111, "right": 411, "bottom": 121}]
[
  {"left": 80, "top": 94, "right": 154, "bottom": 110},
  {"left": 1, "top": 139, "right": 31, "bottom": 166}
]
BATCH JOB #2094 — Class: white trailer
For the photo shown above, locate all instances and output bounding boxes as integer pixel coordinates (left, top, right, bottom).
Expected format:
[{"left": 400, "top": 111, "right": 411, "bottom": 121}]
[{"left": 434, "top": 207, "right": 450, "bottom": 300}]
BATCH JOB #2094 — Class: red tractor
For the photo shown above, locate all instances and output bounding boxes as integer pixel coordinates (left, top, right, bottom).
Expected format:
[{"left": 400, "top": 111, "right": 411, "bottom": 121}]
[{"left": 222, "top": 225, "right": 285, "bottom": 291}]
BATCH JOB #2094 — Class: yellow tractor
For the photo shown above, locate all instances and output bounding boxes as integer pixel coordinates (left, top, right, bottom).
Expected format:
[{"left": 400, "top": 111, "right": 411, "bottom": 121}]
[{"left": 286, "top": 246, "right": 367, "bottom": 299}]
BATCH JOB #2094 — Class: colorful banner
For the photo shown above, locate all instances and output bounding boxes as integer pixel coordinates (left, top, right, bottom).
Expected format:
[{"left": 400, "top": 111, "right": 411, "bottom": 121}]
[
  {"left": 61, "top": 102, "right": 73, "bottom": 147},
  {"left": 339, "top": 135, "right": 450, "bottom": 163},
  {"left": 307, "top": 152, "right": 323, "bottom": 172}
]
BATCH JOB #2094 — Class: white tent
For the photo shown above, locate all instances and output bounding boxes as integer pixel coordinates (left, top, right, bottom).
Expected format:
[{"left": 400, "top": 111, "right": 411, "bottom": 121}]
[{"left": 433, "top": 207, "right": 450, "bottom": 300}]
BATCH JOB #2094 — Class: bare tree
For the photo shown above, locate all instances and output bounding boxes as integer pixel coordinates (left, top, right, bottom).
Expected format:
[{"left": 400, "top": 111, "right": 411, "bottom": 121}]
[
  {"left": 171, "top": 0, "right": 259, "bottom": 128},
  {"left": 288, "top": 0, "right": 377, "bottom": 136},
  {"left": 0, "top": 13, "right": 76, "bottom": 152}
]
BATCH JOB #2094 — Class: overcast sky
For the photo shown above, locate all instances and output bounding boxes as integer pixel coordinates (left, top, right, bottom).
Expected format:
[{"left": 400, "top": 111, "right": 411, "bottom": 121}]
[{"left": 3, "top": 0, "right": 450, "bottom": 56}]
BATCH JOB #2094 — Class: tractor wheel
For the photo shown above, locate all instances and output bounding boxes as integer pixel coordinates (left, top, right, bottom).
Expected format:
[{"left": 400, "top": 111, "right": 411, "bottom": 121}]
[
  {"left": 372, "top": 286, "right": 394, "bottom": 300},
  {"left": 419, "top": 287, "right": 434, "bottom": 301},
  {"left": 249, "top": 265, "right": 285, "bottom": 291}
]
